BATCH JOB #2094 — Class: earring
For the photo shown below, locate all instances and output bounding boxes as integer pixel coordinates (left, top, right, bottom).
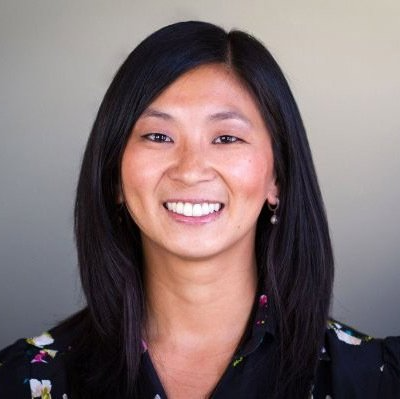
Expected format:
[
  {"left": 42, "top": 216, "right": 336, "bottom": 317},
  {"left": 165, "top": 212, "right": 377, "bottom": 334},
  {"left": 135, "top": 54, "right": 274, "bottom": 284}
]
[{"left": 267, "top": 198, "right": 279, "bottom": 225}]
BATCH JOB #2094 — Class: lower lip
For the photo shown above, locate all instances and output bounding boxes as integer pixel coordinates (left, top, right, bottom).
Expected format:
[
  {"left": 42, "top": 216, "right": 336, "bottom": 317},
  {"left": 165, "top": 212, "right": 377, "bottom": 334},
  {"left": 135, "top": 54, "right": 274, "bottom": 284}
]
[{"left": 164, "top": 206, "right": 224, "bottom": 224}]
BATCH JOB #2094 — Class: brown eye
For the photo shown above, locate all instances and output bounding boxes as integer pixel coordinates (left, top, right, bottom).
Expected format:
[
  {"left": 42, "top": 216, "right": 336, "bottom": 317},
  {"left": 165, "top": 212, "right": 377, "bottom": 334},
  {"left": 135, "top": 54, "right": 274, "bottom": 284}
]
[
  {"left": 213, "top": 135, "right": 242, "bottom": 144},
  {"left": 143, "top": 133, "right": 173, "bottom": 143}
]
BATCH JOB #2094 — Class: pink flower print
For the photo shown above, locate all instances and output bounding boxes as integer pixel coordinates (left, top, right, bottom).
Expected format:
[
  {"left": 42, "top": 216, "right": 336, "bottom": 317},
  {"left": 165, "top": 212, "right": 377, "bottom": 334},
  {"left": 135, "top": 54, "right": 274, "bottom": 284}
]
[
  {"left": 31, "top": 350, "right": 48, "bottom": 364},
  {"left": 259, "top": 294, "right": 268, "bottom": 307}
]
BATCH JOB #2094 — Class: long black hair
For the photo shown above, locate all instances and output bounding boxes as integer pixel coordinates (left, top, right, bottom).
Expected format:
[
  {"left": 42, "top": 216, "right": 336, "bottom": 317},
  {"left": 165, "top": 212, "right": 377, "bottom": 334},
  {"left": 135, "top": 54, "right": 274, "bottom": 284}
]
[{"left": 59, "top": 21, "right": 334, "bottom": 398}]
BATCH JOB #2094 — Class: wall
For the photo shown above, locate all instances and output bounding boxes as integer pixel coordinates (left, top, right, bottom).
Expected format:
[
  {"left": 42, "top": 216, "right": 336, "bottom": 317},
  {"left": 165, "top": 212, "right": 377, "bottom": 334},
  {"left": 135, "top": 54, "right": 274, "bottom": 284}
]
[{"left": 0, "top": 0, "right": 399, "bottom": 347}]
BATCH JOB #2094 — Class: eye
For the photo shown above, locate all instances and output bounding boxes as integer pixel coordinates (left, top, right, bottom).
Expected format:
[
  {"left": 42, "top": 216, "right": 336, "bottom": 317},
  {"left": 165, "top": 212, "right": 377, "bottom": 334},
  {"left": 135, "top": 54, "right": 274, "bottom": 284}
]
[
  {"left": 213, "top": 135, "right": 242, "bottom": 144},
  {"left": 142, "top": 133, "right": 173, "bottom": 143}
]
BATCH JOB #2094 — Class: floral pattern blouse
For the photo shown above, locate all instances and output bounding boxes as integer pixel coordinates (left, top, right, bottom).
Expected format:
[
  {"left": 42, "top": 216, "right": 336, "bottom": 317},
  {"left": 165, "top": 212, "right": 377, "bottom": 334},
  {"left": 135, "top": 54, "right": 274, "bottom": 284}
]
[{"left": 0, "top": 293, "right": 399, "bottom": 398}]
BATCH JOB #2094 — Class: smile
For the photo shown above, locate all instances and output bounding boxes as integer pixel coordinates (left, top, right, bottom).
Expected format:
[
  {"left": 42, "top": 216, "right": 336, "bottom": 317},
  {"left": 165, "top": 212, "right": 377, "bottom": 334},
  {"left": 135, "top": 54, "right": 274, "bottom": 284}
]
[{"left": 163, "top": 201, "right": 224, "bottom": 217}]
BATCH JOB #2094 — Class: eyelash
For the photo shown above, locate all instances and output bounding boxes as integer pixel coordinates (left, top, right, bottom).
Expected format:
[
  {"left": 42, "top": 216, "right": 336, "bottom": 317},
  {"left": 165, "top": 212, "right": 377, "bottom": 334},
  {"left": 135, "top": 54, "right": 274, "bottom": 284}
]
[
  {"left": 213, "top": 135, "right": 242, "bottom": 144},
  {"left": 142, "top": 133, "right": 243, "bottom": 144}
]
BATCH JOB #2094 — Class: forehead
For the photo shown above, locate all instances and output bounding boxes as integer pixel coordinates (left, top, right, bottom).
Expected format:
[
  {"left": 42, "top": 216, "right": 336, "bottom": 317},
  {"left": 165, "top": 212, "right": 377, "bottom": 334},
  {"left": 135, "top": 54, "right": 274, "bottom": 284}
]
[
  {"left": 140, "top": 63, "right": 264, "bottom": 125},
  {"left": 164, "top": 63, "right": 247, "bottom": 91}
]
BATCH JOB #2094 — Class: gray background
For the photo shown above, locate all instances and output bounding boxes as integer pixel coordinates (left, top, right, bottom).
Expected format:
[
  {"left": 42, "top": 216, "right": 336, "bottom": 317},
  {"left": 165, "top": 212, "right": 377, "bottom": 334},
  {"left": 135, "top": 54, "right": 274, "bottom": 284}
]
[{"left": 1, "top": 0, "right": 399, "bottom": 348}]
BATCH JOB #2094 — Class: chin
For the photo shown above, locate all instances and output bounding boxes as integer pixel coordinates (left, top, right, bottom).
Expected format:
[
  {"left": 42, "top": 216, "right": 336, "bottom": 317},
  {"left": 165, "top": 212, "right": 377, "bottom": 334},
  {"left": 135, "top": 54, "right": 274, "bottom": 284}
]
[{"left": 157, "top": 239, "right": 229, "bottom": 261}]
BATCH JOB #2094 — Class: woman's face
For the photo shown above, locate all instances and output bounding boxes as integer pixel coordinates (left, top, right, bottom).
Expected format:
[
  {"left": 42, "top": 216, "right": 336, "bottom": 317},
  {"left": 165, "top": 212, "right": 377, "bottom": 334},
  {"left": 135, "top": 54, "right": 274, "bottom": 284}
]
[{"left": 121, "top": 64, "right": 278, "bottom": 261}]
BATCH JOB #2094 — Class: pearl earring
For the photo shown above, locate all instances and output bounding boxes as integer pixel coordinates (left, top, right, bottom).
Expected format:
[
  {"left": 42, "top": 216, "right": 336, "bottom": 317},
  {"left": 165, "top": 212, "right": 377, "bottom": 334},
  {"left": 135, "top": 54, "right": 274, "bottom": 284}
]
[{"left": 267, "top": 198, "right": 279, "bottom": 225}]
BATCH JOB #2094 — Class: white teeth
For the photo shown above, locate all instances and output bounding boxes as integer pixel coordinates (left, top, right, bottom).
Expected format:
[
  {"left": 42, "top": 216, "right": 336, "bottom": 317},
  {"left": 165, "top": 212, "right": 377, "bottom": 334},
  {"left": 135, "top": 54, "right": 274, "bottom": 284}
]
[
  {"left": 201, "top": 203, "right": 209, "bottom": 215},
  {"left": 176, "top": 202, "right": 184, "bottom": 214},
  {"left": 192, "top": 204, "right": 202, "bottom": 216},
  {"left": 183, "top": 203, "right": 193, "bottom": 216},
  {"left": 165, "top": 201, "right": 223, "bottom": 217}
]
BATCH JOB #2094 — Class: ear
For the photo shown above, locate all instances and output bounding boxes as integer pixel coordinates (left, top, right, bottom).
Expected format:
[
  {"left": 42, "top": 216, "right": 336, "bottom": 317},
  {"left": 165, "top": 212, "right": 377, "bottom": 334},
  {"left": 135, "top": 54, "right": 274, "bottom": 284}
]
[
  {"left": 116, "top": 181, "right": 124, "bottom": 204},
  {"left": 117, "top": 193, "right": 124, "bottom": 204},
  {"left": 266, "top": 179, "right": 279, "bottom": 206}
]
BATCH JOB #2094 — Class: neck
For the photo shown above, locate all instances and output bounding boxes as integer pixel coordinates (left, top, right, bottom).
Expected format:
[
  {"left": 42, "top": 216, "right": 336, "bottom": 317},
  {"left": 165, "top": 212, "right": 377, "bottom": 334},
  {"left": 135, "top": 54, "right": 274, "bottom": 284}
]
[{"left": 143, "top": 242, "right": 258, "bottom": 350}]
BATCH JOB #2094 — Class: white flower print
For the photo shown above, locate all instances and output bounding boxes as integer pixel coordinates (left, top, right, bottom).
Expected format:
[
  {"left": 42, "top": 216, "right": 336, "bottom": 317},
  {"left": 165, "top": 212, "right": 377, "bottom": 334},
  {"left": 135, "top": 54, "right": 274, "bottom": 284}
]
[
  {"left": 333, "top": 328, "right": 362, "bottom": 345},
  {"left": 29, "top": 378, "right": 52, "bottom": 398},
  {"left": 26, "top": 332, "right": 54, "bottom": 348}
]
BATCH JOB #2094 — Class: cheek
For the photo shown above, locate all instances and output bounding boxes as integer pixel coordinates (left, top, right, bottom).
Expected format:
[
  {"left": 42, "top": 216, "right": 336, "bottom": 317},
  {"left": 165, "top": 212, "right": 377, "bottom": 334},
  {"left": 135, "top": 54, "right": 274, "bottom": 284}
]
[
  {"left": 121, "top": 152, "right": 159, "bottom": 229},
  {"left": 121, "top": 150, "right": 154, "bottom": 200},
  {"left": 227, "top": 154, "right": 272, "bottom": 201}
]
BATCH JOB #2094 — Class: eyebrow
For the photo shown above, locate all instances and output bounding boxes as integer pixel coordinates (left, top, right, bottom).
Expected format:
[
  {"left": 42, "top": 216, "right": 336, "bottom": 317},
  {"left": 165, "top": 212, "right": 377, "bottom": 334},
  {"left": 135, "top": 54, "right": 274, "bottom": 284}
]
[
  {"left": 140, "top": 108, "right": 173, "bottom": 120},
  {"left": 140, "top": 108, "right": 252, "bottom": 127},
  {"left": 208, "top": 111, "right": 252, "bottom": 127}
]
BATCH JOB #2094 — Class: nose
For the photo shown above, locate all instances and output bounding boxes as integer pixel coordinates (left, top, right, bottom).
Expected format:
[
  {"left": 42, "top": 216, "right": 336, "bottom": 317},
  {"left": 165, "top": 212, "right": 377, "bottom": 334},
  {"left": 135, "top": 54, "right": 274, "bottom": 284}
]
[{"left": 167, "top": 141, "right": 216, "bottom": 186}]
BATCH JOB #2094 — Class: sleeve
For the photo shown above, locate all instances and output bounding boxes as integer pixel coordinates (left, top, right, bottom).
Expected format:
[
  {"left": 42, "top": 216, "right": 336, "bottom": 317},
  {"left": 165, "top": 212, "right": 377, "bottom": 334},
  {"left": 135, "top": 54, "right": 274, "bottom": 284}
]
[
  {"left": 324, "top": 320, "right": 400, "bottom": 399},
  {"left": 0, "top": 338, "right": 32, "bottom": 398},
  {"left": 379, "top": 336, "right": 400, "bottom": 397},
  {"left": 0, "top": 331, "right": 70, "bottom": 399}
]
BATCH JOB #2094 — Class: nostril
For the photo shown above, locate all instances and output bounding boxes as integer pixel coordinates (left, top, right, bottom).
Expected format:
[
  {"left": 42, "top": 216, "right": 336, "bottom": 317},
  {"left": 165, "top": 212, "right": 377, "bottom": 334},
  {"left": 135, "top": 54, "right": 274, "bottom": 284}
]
[{"left": 166, "top": 156, "right": 216, "bottom": 185}]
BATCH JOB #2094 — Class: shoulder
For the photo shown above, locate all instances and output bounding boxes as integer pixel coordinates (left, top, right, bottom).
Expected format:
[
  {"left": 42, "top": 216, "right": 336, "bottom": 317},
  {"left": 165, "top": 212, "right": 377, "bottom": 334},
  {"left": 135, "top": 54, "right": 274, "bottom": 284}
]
[
  {"left": 313, "top": 318, "right": 400, "bottom": 398},
  {"left": 0, "top": 329, "right": 73, "bottom": 399}
]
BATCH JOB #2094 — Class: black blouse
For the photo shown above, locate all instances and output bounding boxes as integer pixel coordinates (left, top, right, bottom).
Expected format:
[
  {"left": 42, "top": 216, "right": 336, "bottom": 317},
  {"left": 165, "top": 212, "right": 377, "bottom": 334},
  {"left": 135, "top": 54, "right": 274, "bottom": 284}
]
[{"left": 0, "top": 292, "right": 399, "bottom": 398}]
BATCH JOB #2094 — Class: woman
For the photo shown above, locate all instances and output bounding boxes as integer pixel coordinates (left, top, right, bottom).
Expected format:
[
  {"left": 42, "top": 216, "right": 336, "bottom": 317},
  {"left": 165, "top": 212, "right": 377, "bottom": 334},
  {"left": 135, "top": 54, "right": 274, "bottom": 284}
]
[{"left": 0, "top": 21, "right": 399, "bottom": 399}]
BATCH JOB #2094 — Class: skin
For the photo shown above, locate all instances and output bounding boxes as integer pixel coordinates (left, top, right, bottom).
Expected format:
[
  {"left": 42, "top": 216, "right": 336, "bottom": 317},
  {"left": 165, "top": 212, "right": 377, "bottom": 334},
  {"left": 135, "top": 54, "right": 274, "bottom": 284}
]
[{"left": 120, "top": 63, "right": 278, "bottom": 398}]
